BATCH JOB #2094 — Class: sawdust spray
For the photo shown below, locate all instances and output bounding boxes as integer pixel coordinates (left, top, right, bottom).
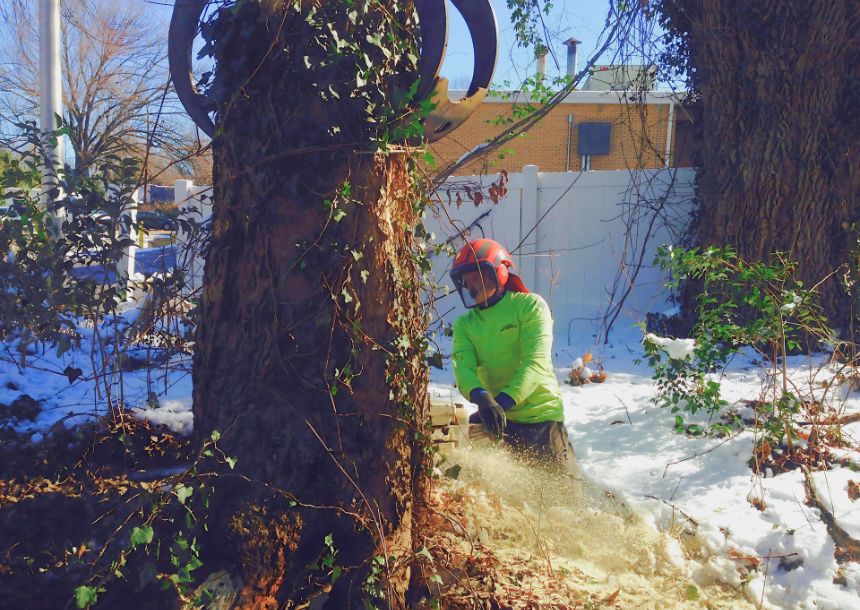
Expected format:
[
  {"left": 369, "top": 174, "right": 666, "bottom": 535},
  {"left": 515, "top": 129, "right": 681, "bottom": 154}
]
[{"left": 439, "top": 444, "right": 756, "bottom": 609}]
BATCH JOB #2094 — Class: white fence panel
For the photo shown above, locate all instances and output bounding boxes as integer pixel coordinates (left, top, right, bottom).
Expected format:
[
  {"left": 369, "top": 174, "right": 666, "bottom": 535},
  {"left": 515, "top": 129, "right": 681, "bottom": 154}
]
[
  {"left": 174, "top": 179, "right": 213, "bottom": 295},
  {"left": 424, "top": 167, "right": 695, "bottom": 344},
  {"left": 116, "top": 187, "right": 139, "bottom": 295}
]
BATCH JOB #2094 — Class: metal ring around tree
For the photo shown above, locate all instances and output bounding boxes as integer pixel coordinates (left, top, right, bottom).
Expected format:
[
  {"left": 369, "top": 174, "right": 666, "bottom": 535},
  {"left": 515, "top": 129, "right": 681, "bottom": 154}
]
[
  {"left": 168, "top": 0, "right": 214, "bottom": 138},
  {"left": 423, "top": 0, "right": 498, "bottom": 142},
  {"left": 168, "top": 0, "right": 498, "bottom": 143},
  {"left": 450, "top": 0, "right": 498, "bottom": 98},
  {"left": 414, "top": 0, "right": 448, "bottom": 103}
]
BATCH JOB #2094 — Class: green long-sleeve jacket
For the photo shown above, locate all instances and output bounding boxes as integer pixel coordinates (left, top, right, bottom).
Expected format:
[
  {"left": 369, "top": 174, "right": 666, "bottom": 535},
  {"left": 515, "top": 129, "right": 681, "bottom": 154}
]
[{"left": 452, "top": 291, "right": 564, "bottom": 423}]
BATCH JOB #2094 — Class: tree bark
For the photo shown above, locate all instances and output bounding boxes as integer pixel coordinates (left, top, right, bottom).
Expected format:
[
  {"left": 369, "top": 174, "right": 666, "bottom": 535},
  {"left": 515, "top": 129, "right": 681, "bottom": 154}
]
[
  {"left": 192, "top": 3, "right": 429, "bottom": 608},
  {"left": 669, "top": 0, "right": 860, "bottom": 334}
]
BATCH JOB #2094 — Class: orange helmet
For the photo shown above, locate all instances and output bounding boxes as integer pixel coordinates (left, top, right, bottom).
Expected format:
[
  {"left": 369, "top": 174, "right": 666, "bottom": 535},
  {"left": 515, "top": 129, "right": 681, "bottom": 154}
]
[{"left": 450, "top": 239, "right": 528, "bottom": 308}]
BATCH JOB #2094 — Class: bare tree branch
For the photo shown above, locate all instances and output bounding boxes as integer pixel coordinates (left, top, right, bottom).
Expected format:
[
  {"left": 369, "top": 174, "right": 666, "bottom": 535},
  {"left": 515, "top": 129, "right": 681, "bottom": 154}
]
[{"left": 0, "top": 0, "right": 204, "bottom": 179}]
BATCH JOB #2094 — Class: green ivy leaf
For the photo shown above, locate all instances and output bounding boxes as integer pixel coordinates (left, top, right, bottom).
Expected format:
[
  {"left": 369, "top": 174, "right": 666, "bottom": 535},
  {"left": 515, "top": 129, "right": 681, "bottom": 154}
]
[
  {"left": 443, "top": 464, "right": 461, "bottom": 480},
  {"left": 686, "top": 584, "right": 699, "bottom": 600},
  {"left": 130, "top": 525, "right": 154, "bottom": 548},
  {"left": 175, "top": 484, "right": 193, "bottom": 505},
  {"left": 187, "top": 555, "right": 204, "bottom": 572},
  {"left": 74, "top": 585, "right": 99, "bottom": 609},
  {"left": 63, "top": 366, "right": 83, "bottom": 384}
]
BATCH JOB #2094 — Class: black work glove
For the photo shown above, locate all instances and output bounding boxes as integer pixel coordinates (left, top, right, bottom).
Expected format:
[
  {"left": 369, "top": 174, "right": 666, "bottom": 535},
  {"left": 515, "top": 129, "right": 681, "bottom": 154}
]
[
  {"left": 495, "top": 392, "right": 516, "bottom": 411},
  {"left": 469, "top": 388, "right": 506, "bottom": 439}
]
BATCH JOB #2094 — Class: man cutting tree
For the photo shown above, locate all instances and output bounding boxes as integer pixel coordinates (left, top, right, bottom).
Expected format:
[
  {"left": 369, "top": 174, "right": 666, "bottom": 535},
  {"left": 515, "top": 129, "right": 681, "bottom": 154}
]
[{"left": 450, "top": 238, "right": 575, "bottom": 470}]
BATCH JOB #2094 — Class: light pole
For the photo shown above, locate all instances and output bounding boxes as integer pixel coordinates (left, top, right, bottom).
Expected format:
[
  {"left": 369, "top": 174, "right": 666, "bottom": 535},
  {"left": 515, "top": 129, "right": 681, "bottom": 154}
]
[{"left": 39, "top": 0, "right": 63, "bottom": 192}]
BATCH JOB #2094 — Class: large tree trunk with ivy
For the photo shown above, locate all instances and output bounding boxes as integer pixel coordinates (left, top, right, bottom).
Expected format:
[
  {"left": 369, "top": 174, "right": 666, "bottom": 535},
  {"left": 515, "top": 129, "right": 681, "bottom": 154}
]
[
  {"left": 659, "top": 0, "right": 860, "bottom": 334},
  {"left": 191, "top": 2, "right": 429, "bottom": 607}
]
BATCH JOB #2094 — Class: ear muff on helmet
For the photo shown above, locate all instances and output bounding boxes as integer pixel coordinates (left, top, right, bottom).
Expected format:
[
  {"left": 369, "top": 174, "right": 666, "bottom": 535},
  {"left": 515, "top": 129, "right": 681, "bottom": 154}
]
[
  {"left": 492, "top": 260, "right": 529, "bottom": 295},
  {"left": 496, "top": 259, "right": 510, "bottom": 288}
]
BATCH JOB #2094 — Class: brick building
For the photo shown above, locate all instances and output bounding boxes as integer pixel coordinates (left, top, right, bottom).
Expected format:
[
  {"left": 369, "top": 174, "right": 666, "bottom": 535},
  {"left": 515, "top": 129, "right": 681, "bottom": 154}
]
[
  {"left": 428, "top": 89, "right": 694, "bottom": 175},
  {"left": 428, "top": 38, "right": 693, "bottom": 174}
]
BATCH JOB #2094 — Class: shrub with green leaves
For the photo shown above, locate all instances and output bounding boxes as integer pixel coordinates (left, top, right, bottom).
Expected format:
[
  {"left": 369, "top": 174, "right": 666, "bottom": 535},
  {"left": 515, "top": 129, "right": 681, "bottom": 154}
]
[
  {"left": 642, "top": 331, "right": 729, "bottom": 432},
  {"left": 647, "top": 245, "right": 834, "bottom": 448},
  {"left": 0, "top": 124, "right": 140, "bottom": 359}
]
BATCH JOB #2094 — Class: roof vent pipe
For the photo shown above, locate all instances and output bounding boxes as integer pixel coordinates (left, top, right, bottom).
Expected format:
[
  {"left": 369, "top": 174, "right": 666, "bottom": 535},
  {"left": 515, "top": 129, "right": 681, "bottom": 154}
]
[
  {"left": 564, "top": 38, "right": 581, "bottom": 85},
  {"left": 536, "top": 47, "right": 548, "bottom": 79}
]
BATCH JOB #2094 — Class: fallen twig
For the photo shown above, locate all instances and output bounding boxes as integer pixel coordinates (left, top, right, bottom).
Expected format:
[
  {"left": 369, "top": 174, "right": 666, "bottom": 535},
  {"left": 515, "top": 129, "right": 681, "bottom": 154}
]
[
  {"left": 662, "top": 432, "right": 741, "bottom": 478},
  {"left": 803, "top": 467, "right": 860, "bottom": 563},
  {"left": 643, "top": 494, "right": 699, "bottom": 528}
]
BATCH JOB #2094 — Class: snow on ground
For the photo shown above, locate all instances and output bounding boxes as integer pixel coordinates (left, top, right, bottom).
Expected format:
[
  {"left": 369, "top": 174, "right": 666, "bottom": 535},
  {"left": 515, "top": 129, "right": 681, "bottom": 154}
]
[
  {"left": 0, "top": 305, "right": 192, "bottom": 440},
  {"left": 3, "top": 311, "right": 860, "bottom": 608}
]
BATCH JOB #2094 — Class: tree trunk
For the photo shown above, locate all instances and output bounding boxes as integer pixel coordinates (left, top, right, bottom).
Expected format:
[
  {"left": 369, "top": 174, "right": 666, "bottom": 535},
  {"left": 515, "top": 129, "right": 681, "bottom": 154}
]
[
  {"left": 192, "top": 3, "right": 429, "bottom": 608},
  {"left": 671, "top": 0, "right": 860, "bottom": 333}
]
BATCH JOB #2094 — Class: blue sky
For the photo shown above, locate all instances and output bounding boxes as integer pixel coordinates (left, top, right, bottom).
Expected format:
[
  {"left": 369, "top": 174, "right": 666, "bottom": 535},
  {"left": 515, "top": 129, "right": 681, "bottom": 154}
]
[{"left": 440, "top": 0, "right": 618, "bottom": 87}]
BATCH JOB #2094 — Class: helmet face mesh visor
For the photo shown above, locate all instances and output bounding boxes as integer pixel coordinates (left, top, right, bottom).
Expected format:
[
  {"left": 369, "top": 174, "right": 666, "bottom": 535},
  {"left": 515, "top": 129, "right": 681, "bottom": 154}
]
[{"left": 452, "top": 261, "right": 500, "bottom": 308}]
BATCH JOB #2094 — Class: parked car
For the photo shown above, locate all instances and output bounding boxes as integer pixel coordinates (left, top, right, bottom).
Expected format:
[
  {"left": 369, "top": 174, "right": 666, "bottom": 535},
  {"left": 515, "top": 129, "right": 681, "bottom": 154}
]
[
  {"left": 136, "top": 211, "right": 173, "bottom": 231},
  {"left": 0, "top": 206, "right": 20, "bottom": 220},
  {"left": 0, "top": 198, "right": 27, "bottom": 221}
]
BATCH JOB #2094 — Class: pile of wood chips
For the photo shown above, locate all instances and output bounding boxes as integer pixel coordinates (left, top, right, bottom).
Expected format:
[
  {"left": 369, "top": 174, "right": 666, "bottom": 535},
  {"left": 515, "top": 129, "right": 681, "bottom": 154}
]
[{"left": 414, "top": 481, "right": 621, "bottom": 610}]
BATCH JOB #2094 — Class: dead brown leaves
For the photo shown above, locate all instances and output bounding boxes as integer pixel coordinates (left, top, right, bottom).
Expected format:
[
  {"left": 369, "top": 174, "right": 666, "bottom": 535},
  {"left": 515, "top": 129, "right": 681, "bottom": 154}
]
[
  {"left": 0, "top": 476, "right": 82, "bottom": 504},
  {"left": 450, "top": 171, "right": 509, "bottom": 209},
  {"left": 566, "top": 353, "right": 608, "bottom": 387},
  {"left": 727, "top": 547, "right": 761, "bottom": 570},
  {"left": 848, "top": 480, "right": 859, "bottom": 502},
  {"left": 751, "top": 435, "right": 837, "bottom": 477},
  {"left": 740, "top": 395, "right": 853, "bottom": 477},
  {"left": 415, "top": 486, "right": 615, "bottom": 610}
]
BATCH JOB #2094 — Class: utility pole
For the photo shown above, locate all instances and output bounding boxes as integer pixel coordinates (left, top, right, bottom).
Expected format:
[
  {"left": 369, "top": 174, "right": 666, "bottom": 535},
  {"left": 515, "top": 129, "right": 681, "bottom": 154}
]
[{"left": 39, "top": 0, "right": 63, "bottom": 191}]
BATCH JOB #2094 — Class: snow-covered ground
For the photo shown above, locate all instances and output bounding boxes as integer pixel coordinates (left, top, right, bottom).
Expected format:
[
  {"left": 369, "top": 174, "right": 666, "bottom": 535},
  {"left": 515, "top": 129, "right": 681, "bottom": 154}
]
[
  {"left": 3, "top": 318, "right": 859, "bottom": 608},
  {"left": 0, "top": 307, "right": 193, "bottom": 441}
]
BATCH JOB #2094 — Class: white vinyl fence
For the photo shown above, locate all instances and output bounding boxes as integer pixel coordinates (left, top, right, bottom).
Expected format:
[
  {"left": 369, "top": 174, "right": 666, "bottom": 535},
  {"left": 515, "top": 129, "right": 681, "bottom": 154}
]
[
  {"left": 136, "top": 167, "right": 694, "bottom": 342},
  {"left": 173, "top": 179, "right": 213, "bottom": 294}
]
